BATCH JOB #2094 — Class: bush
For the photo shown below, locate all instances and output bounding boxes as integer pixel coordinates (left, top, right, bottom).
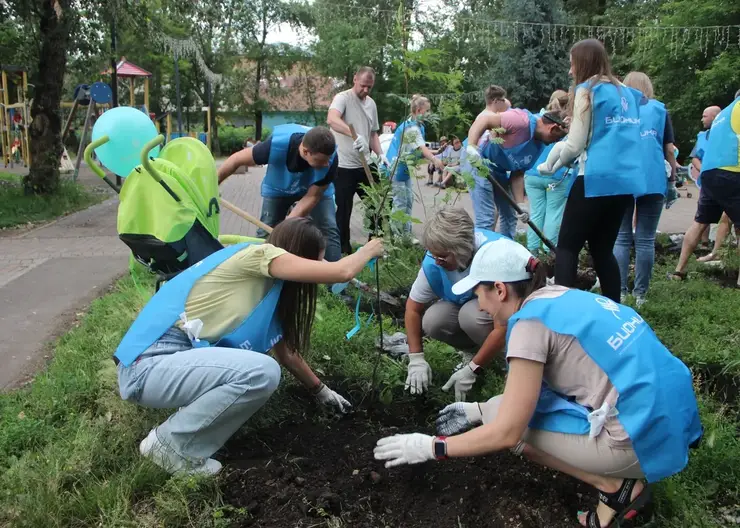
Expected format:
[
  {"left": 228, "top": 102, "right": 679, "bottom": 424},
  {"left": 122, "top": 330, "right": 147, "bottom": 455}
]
[{"left": 218, "top": 125, "right": 272, "bottom": 155}]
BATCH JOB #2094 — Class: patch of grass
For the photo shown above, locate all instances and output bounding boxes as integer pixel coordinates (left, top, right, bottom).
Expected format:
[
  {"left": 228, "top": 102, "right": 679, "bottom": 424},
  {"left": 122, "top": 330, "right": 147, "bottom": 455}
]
[
  {"left": 0, "top": 171, "right": 103, "bottom": 228},
  {"left": 0, "top": 249, "right": 737, "bottom": 526}
]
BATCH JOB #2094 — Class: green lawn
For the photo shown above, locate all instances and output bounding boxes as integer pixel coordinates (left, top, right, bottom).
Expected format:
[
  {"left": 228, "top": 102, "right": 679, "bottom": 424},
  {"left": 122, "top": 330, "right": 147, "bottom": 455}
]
[
  {"left": 0, "top": 252, "right": 737, "bottom": 527},
  {"left": 0, "top": 171, "right": 103, "bottom": 229}
]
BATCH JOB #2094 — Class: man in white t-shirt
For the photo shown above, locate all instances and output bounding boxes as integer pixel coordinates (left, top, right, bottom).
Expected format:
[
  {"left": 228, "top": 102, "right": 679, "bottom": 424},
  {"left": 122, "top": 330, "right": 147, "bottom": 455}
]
[{"left": 327, "top": 66, "right": 384, "bottom": 254}]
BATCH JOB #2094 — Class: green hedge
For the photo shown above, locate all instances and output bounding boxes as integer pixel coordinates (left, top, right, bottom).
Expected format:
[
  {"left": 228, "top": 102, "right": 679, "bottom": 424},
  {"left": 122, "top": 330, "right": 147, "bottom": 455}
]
[{"left": 218, "top": 125, "right": 272, "bottom": 155}]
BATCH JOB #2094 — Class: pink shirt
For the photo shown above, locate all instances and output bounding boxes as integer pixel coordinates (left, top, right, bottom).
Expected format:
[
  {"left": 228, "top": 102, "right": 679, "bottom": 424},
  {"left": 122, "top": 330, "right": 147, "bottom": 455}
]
[{"left": 499, "top": 109, "right": 532, "bottom": 148}]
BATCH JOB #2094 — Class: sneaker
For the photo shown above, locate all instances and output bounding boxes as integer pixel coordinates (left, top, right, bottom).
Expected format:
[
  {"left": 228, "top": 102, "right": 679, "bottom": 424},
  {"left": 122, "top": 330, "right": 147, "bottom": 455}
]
[
  {"left": 635, "top": 295, "right": 647, "bottom": 308},
  {"left": 411, "top": 238, "right": 421, "bottom": 246},
  {"left": 139, "top": 428, "right": 222, "bottom": 476},
  {"left": 453, "top": 350, "right": 476, "bottom": 372},
  {"left": 620, "top": 292, "right": 628, "bottom": 304}
]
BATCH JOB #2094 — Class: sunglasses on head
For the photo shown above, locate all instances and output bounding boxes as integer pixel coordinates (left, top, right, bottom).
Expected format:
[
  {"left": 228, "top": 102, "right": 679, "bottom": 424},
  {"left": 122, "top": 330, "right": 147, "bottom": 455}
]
[{"left": 543, "top": 112, "right": 568, "bottom": 129}]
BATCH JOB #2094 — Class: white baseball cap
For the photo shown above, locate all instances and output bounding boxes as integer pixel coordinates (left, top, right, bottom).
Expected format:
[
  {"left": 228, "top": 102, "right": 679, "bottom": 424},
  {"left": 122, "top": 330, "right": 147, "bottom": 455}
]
[{"left": 451, "top": 238, "right": 536, "bottom": 295}]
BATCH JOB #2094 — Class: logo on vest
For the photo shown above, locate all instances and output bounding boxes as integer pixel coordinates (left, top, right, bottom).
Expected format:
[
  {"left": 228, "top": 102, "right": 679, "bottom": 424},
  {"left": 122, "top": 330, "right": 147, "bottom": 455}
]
[
  {"left": 605, "top": 116, "right": 640, "bottom": 125},
  {"left": 595, "top": 297, "right": 621, "bottom": 320},
  {"left": 607, "top": 313, "right": 646, "bottom": 352},
  {"left": 641, "top": 129, "right": 658, "bottom": 138},
  {"left": 621, "top": 97, "right": 629, "bottom": 112}
]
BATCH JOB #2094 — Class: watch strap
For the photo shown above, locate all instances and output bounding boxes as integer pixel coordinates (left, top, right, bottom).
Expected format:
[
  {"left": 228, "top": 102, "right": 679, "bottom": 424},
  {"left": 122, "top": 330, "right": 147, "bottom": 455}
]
[{"left": 433, "top": 436, "right": 448, "bottom": 460}]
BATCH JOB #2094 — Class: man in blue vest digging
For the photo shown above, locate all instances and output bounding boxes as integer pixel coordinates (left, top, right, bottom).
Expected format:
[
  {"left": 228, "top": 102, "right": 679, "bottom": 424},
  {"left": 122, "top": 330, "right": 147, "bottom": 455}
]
[{"left": 218, "top": 124, "right": 342, "bottom": 262}]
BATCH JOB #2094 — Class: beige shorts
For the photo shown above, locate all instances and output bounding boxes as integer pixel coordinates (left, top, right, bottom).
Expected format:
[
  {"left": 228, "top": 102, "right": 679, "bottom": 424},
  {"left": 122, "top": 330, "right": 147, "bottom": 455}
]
[{"left": 483, "top": 395, "right": 644, "bottom": 479}]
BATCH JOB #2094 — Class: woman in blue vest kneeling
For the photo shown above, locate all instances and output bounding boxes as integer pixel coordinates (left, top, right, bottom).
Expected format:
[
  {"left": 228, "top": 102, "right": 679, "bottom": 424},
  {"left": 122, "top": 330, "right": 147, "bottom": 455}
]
[
  {"left": 115, "top": 218, "right": 384, "bottom": 476},
  {"left": 376, "top": 237, "right": 702, "bottom": 528},
  {"left": 404, "top": 208, "right": 507, "bottom": 402}
]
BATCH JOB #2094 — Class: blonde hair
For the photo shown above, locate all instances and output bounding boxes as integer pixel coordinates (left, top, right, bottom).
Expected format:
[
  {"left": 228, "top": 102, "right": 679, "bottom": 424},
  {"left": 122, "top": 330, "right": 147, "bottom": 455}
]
[
  {"left": 547, "top": 90, "right": 569, "bottom": 112},
  {"left": 623, "top": 71, "right": 654, "bottom": 99},
  {"left": 422, "top": 208, "right": 475, "bottom": 268},
  {"left": 410, "top": 94, "right": 430, "bottom": 115}
]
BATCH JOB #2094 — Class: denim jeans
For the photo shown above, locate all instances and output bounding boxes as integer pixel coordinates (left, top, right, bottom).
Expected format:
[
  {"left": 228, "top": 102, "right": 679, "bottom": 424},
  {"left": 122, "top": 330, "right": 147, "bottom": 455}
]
[
  {"left": 524, "top": 174, "right": 570, "bottom": 253},
  {"left": 256, "top": 194, "right": 341, "bottom": 262},
  {"left": 117, "top": 328, "right": 281, "bottom": 464},
  {"left": 472, "top": 170, "right": 517, "bottom": 239},
  {"left": 613, "top": 193, "right": 664, "bottom": 297},
  {"left": 391, "top": 179, "right": 414, "bottom": 235}
]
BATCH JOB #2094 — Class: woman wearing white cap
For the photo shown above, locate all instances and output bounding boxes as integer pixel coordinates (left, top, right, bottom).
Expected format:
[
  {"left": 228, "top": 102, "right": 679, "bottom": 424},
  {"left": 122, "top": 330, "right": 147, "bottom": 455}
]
[{"left": 374, "top": 237, "right": 703, "bottom": 528}]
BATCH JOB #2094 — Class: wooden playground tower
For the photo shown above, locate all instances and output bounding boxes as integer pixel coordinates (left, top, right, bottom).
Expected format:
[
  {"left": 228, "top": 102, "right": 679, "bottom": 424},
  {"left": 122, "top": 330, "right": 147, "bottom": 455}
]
[{"left": 0, "top": 65, "right": 31, "bottom": 168}]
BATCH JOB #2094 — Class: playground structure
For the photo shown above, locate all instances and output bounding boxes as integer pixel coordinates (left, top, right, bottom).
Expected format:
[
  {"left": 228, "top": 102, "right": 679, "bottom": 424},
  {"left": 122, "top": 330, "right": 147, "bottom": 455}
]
[{"left": 0, "top": 65, "right": 31, "bottom": 168}]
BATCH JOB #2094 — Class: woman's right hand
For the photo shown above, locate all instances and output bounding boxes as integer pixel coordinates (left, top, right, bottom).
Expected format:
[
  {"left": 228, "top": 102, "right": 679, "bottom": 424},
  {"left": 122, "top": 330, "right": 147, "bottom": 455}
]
[{"left": 360, "top": 238, "right": 385, "bottom": 259}]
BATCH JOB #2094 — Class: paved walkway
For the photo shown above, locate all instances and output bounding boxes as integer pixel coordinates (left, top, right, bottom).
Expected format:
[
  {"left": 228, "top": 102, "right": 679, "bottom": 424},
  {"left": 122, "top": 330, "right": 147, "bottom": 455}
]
[{"left": 0, "top": 161, "right": 699, "bottom": 389}]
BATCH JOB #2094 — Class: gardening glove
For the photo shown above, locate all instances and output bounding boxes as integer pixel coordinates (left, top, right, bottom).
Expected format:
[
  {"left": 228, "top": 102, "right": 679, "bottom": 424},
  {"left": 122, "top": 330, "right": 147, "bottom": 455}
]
[
  {"left": 465, "top": 145, "right": 481, "bottom": 163},
  {"left": 665, "top": 181, "right": 679, "bottom": 209},
  {"left": 314, "top": 384, "right": 353, "bottom": 414},
  {"left": 379, "top": 153, "right": 390, "bottom": 168},
  {"left": 442, "top": 365, "right": 477, "bottom": 402},
  {"left": 374, "top": 433, "right": 435, "bottom": 468},
  {"left": 516, "top": 202, "right": 530, "bottom": 224},
  {"left": 353, "top": 134, "right": 370, "bottom": 154},
  {"left": 405, "top": 353, "right": 432, "bottom": 395},
  {"left": 436, "top": 402, "right": 484, "bottom": 436}
]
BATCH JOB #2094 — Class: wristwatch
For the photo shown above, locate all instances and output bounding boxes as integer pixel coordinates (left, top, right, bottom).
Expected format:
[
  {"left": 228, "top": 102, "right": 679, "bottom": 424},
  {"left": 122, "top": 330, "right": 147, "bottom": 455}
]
[
  {"left": 433, "top": 436, "right": 448, "bottom": 460},
  {"left": 469, "top": 361, "right": 484, "bottom": 375}
]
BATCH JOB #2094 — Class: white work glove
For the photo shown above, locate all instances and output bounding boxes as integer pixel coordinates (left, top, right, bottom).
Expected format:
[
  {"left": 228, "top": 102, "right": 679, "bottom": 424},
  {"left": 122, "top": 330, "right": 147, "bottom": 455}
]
[
  {"left": 538, "top": 142, "right": 565, "bottom": 175},
  {"left": 405, "top": 353, "right": 432, "bottom": 395},
  {"left": 436, "top": 402, "right": 484, "bottom": 436},
  {"left": 465, "top": 145, "right": 481, "bottom": 163},
  {"left": 442, "top": 364, "right": 477, "bottom": 402},
  {"left": 516, "top": 202, "right": 530, "bottom": 224},
  {"left": 352, "top": 135, "right": 370, "bottom": 154},
  {"left": 374, "top": 433, "right": 435, "bottom": 468},
  {"left": 379, "top": 153, "right": 390, "bottom": 168},
  {"left": 314, "top": 383, "right": 353, "bottom": 414}
]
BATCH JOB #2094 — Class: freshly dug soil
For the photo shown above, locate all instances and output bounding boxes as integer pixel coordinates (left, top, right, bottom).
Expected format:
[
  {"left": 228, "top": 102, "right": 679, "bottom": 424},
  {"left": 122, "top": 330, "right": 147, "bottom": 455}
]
[{"left": 218, "top": 393, "right": 598, "bottom": 528}]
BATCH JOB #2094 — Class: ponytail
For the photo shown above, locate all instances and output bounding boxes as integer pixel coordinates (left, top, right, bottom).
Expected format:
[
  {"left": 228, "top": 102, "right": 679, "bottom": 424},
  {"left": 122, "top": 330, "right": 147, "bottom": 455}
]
[
  {"left": 508, "top": 257, "right": 548, "bottom": 300},
  {"left": 410, "top": 94, "right": 430, "bottom": 114}
]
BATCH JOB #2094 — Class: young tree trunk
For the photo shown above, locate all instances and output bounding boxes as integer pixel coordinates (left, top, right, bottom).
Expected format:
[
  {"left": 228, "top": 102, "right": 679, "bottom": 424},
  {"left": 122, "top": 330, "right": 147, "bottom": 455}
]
[
  {"left": 254, "top": 58, "right": 264, "bottom": 140},
  {"left": 24, "top": 0, "right": 72, "bottom": 195}
]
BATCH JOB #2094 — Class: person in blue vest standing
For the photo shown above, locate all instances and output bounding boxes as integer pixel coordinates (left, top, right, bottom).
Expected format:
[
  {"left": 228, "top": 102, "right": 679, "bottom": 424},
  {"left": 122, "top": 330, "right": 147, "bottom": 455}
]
[
  {"left": 115, "top": 218, "right": 384, "bottom": 475},
  {"left": 218, "top": 124, "right": 342, "bottom": 263},
  {"left": 538, "top": 39, "right": 645, "bottom": 303},
  {"left": 374, "top": 237, "right": 703, "bottom": 528},
  {"left": 465, "top": 104, "right": 568, "bottom": 239},
  {"left": 404, "top": 208, "right": 507, "bottom": 402},
  {"left": 385, "top": 95, "right": 445, "bottom": 238},
  {"left": 524, "top": 90, "right": 573, "bottom": 254},
  {"left": 612, "top": 72, "right": 679, "bottom": 307},
  {"left": 670, "top": 90, "right": 740, "bottom": 282},
  {"left": 689, "top": 105, "right": 721, "bottom": 187}
]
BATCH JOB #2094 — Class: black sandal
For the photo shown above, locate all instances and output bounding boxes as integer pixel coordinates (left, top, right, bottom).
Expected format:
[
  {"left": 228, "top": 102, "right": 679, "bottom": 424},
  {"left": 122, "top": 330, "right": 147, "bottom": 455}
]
[{"left": 582, "top": 479, "right": 651, "bottom": 528}]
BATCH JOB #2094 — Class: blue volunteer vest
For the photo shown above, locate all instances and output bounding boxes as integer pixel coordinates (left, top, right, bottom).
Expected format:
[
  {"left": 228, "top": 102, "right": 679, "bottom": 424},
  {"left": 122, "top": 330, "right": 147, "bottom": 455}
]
[
  {"left": 693, "top": 130, "right": 710, "bottom": 161},
  {"left": 421, "top": 229, "right": 503, "bottom": 305},
  {"left": 115, "top": 243, "right": 283, "bottom": 367},
  {"left": 639, "top": 99, "right": 668, "bottom": 197},
  {"left": 702, "top": 97, "right": 740, "bottom": 171},
  {"left": 506, "top": 288, "right": 703, "bottom": 483},
  {"left": 580, "top": 82, "right": 646, "bottom": 198},
  {"left": 261, "top": 124, "right": 336, "bottom": 198},
  {"left": 385, "top": 119, "right": 426, "bottom": 182},
  {"left": 480, "top": 110, "right": 544, "bottom": 174},
  {"left": 524, "top": 141, "right": 571, "bottom": 180}
]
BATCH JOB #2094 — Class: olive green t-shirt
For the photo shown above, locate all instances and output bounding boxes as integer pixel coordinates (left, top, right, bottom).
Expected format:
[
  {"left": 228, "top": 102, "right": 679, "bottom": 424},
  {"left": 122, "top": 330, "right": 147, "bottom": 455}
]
[{"left": 178, "top": 244, "right": 287, "bottom": 342}]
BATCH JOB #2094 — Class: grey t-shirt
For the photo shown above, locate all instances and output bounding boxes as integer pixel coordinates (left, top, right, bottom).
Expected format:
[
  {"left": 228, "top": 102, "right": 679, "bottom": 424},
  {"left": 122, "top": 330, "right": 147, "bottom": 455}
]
[{"left": 329, "top": 89, "right": 379, "bottom": 169}]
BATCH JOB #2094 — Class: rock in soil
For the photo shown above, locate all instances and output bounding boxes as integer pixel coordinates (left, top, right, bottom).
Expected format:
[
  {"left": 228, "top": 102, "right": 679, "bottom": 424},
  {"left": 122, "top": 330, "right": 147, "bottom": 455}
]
[{"left": 218, "top": 394, "right": 599, "bottom": 528}]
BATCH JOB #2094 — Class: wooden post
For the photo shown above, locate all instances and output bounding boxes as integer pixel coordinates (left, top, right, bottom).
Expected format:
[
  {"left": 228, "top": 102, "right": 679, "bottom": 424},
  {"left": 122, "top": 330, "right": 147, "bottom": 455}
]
[
  {"left": 129, "top": 77, "right": 134, "bottom": 106},
  {"left": 144, "top": 77, "right": 149, "bottom": 112},
  {"left": 1, "top": 70, "right": 11, "bottom": 168},
  {"left": 166, "top": 113, "right": 171, "bottom": 143},
  {"left": 22, "top": 70, "right": 30, "bottom": 165},
  {"left": 206, "top": 106, "right": 212, "bottom": 151}
]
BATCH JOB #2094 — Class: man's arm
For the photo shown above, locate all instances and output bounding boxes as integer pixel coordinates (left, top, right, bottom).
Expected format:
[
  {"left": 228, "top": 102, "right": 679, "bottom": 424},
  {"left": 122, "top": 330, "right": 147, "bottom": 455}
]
[
  {"left": 218, "top": 148, "right": 256, "bottom": 184},
  {"left": 288, "top": 183, "right": 324, "bottom": 218},
  {"left": 471, "top": 325, "right": 506, "bottom": 367},
  {"left": 327, "top": 108, "right": 353, "bottom": 138},
  {"left": 664, "top": 143, "right": 678, "bottom": 181},
  {"left": 369, "top": 130, "right": 382, "bottom": 156},
  {"left": 468, "top": 113, "right": 503, "bottom": 148}
]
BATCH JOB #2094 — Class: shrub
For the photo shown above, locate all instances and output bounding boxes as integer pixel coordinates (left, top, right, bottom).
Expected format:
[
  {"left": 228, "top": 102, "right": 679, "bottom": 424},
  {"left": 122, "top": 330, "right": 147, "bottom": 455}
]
[{"left": 218, "top": 125, "right": 272, "bottom": 155}]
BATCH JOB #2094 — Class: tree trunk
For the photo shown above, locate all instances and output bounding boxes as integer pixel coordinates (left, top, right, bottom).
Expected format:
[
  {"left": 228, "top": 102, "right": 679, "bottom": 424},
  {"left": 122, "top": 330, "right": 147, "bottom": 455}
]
[
  {"left": 254, "top": 58, "right": 263, "bottom": 140},
  {"left": 25, "top": 0, "right": 72, "bottom": 195},
  {"left": 211, "top": 85, "right": 220, "bottom": 156}
]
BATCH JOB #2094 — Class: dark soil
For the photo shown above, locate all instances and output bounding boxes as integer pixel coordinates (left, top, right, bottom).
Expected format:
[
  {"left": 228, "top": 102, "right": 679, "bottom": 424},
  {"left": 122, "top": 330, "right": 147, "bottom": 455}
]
[
  {"left": 218, "top": 391, "right": 598, "bottom": 528},
  {"left": 696, "top": 364, "right": 740, "bottom": 409}
]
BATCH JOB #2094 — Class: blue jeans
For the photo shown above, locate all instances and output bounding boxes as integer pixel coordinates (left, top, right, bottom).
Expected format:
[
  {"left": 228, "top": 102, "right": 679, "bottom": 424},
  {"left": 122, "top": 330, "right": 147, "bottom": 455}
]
[
  {"left": 118, "top": 328, "right": 281, "bottom": 463},
  {"left": 257, "top": 194, "right": 341, "bottom": 262},
  {"left": 524, "top": 174, "right": 570, "bottom": 253},
  {"left": 613, "top": 193, "right": 664, "bottom": 297},
  {"left": 472, "top": 170, "right": 517, "bottom": 239},
  {"left": 391, "top": 179, "right": 414, "bottom": 235}
]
